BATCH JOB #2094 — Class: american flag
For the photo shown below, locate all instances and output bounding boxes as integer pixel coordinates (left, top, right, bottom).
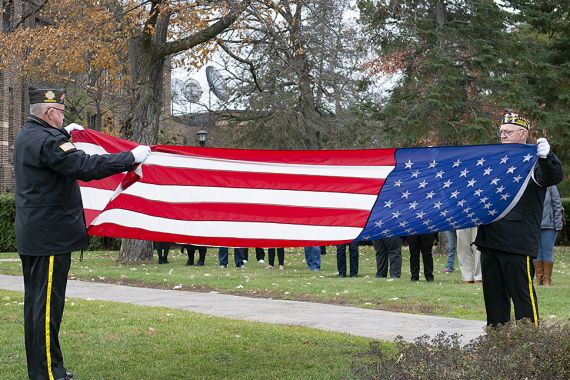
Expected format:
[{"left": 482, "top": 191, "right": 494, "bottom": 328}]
[{"left": 72, "top": 129, "right": 537, "bottom": 247}]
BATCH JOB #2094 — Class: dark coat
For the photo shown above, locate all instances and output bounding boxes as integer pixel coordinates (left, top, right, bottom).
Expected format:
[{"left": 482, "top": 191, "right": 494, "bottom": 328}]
[
  {"left": 13, "top": 116, "right": 135, "bottom": 256},
  {"left": 475, "top": 152, "right": 564, "bottom": 257}
]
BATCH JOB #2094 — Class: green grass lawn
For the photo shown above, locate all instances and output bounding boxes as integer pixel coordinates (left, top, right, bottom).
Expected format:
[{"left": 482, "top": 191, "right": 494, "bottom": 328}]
[
  {"left": 1, "top": 245, "right": 569, "bottom": 321},
  {"left": 0, "top": 289, "right": 380, "bottom": 380}
]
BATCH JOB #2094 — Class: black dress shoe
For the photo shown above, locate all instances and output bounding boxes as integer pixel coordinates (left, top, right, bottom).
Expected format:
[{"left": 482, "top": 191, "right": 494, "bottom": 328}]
[
  {"left": 186, "top": 260, "right": 194, "bottom": 266},
  {"left": 196, "top": 261, "right": 205, "bottom": 266}
]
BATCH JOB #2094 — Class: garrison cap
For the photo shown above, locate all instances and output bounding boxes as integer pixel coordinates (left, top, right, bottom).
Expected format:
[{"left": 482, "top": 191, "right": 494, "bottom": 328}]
[
  {"left": 28, "top": 87, "right": 66, "bottom": 105},
  {"left": 501, "top": 112, "right": 530, "bottom": 130}
]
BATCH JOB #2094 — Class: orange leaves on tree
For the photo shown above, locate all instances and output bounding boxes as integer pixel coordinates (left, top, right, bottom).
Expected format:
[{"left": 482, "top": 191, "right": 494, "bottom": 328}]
[{"left": 362, "top": 50, "right": 410, "bottom": 77}]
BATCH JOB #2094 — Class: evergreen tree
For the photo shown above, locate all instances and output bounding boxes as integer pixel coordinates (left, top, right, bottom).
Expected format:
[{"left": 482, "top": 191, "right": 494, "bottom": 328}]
[
  {"left": 505, "top": 1, "right": 570, "bottom": 192},
  {"left": 358, "top": 0, "right": 530, "bottom": 146}
]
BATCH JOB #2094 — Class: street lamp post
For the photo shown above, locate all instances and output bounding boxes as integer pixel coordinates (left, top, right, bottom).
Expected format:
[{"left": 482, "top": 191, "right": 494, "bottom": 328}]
[{"left": 195, "top": 129, "right": 208, "bottom": 147}]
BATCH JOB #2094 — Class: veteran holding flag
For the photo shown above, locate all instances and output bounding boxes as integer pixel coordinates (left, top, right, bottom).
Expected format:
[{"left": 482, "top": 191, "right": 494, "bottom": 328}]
[
  {"left": 13, "top": 87, "right": 151, "bottom": 380},
  {"left": 475, "top": 112, "right": 563, "bottom": 327}
]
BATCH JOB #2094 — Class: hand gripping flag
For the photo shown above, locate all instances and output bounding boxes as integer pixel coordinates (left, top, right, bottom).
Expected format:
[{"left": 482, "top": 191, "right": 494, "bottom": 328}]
[{"left": 72, "top": 129, "right": 538, "bottom": 248}]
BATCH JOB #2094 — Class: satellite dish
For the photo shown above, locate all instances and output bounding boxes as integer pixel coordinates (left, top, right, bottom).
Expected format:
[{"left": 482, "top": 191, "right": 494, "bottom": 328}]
[
  {"left": 171, "top": 78, "right": 189, "bottom": 106},
  {"left": 205, "top": 66, "right": 230, "bottom": 102},
  {"left": 183, "top": 79, "right": 203, "bottom": 103}
]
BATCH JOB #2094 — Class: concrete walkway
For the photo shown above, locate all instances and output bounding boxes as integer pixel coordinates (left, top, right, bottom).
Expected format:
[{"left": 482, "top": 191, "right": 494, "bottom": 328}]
[{"left": 0, "top": 274, "right": 485, "bottom": 343}]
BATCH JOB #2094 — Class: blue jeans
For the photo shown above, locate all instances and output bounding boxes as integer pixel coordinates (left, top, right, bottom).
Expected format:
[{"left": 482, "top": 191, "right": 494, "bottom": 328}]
[
  {"left": 537, "top": 229, "right": 558, "bottom": 262},
  {"left": 218, "top": 247, "right": 245, "bottom": 267},
  {"left": 304, "top": 246, "right": 321, "bottom": 270},
  {"left": 444, "top": 230, "right": 457, "bottom": 271}
]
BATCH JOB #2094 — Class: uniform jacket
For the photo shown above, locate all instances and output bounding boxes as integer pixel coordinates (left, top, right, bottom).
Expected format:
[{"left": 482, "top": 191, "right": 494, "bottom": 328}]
[
  {"left": 475, "top": 152, "right": 564, "bottom": 257},
  {"left": 13, "top": 116, "right": 135, "bottom": 256},
  {"left": 541, "top": 186, "right": 564, "bottom": 230}
]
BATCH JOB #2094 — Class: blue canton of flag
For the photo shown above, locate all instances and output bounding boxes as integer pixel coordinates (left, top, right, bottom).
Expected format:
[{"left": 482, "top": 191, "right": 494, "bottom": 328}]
[{"left": 357, "top": 144, "right": 538, "bottom": 241}]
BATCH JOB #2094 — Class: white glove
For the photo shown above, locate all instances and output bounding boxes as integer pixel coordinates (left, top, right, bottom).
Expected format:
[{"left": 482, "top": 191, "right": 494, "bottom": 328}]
[
  {"left": 131, "top": 145, "right": 151, "bottom": 164},
  {"left": 64, "top": 123, "right": 84, "bottom": 133},
  {"left": 536, "top": 138, "right": 550, "bottom": 159}
]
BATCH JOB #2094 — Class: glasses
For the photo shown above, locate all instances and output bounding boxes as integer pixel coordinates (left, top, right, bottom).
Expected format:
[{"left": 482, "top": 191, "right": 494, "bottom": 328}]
[
  {"left": 45, "top": 107, "right": 65, "bottom": 115},
  {"left": 499, "top": 128, "right": 525, "bottom": 137}
]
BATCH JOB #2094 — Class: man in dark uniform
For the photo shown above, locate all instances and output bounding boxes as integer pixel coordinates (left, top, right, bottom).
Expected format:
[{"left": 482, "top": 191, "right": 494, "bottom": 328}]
[
  {"left": 14, "top": 87, "right": 151, "bottom": 380},
  {"left": 475, "top": 112, "right": 564, "bottom": 327}
]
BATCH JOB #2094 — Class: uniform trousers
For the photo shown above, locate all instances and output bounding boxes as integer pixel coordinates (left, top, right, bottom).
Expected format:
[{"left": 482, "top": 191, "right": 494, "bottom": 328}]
[
  {"left": 20, "top": 253, "right": 71, "bottom": 380},
  {"left": 480, "top": 248, "right": 539, "bottom": 326}
]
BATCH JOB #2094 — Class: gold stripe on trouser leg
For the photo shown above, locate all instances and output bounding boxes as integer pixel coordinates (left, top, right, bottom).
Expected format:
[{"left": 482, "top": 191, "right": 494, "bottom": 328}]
[
  {"left": 526, "top": 256, "right": 539, "bottom": 326},
  {"left": 46, "top": 256, "right": 55, "bottom": 380}
]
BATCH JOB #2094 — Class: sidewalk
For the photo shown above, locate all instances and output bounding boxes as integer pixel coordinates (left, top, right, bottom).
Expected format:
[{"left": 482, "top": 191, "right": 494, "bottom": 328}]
[{"left": 0, "top": 274, "right": 485, "bottom": 343}]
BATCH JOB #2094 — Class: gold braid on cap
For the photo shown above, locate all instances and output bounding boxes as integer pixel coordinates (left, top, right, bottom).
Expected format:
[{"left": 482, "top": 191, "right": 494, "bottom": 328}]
[{"left": 501, "top": 112, "right": 530, "bottom": 130}]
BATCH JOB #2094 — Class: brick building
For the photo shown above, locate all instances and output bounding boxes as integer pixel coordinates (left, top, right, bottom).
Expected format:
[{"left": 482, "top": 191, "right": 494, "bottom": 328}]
[
  {"left": 0, "top": 0, "right": 39, "bottom": 192},
  {"left": 0, "top": 1, "right": 237, "bottom": 192}
]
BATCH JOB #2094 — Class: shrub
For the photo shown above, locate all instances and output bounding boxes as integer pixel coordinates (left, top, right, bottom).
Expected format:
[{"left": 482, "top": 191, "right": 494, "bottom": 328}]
[
  {"left": 0, "top": 192, "right": 119, "bottom": 252},
  {"left": 351, "top": 320, "right": 570, "bottom": 380},
  {"left": 87, "top": 236, "right": 121, "bottom": 251},
  {"left": 0, "top": 193, "right": 16, "bottom": 252}
]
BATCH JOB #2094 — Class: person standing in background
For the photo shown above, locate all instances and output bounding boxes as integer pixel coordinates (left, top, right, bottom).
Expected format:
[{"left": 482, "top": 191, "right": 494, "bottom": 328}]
[
  {"left": 304, "top": 246, "right": 321, "bottom": 271},
  {"left": 266, "top": 248, "right": 285, "bottom": 270},
  {"left": 442, "top": 230, "right": 457, "bottom": 274},
  {"left": 155, "top": 241, "right": 171, "bottom": 264},
  {"left": 373, "top": 237, "right": 402, "bottom": 279},
  {"left": 336, "top": 241, "right": 359, "bottom": 278},
  {"left": 456, "top": 227, "right": 482, "bottom": 284},
  {"left": 536, "top": 186, "right": 564, "bottom": 286},
  {"left": 407, "top": 233, "right": 435, "bottom": 282}
]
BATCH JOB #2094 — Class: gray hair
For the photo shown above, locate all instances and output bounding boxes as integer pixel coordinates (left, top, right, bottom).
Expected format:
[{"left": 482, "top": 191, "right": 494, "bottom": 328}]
[{"left": 30, "top": 103, "right": 50, "bottom": 117}]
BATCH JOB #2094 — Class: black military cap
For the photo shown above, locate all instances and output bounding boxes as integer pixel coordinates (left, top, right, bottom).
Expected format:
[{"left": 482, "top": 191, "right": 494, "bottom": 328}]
[
  {"left": 501, "top": 112, "right": 530, "bottom": 130},
  {"left": 28, "top": 87, "right": 66, "bottom": 105}
]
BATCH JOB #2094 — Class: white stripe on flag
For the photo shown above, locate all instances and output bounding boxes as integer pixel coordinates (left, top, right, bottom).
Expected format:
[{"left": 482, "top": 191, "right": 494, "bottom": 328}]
[
  {"left": 122, "top": 182, "right": 378, "bottom": 210},
  {"left": 80, "top": 187, "right": 115, "bottom": 210},
  {"left": 74, "top": 142, "right": 109, "bottom": 155},
  {"left": 90, "top": 209, "right": 362, "bottom": 240},
  {"left": 146, "top": 152, "right": 394, "bottom": 179}
]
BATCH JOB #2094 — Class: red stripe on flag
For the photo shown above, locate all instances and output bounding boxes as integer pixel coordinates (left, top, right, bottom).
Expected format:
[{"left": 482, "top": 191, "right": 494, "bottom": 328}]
[
  {"left": 138, "top": 166, "right": 386, "bottom": 195},
  {"left": 153, "top": 145, "right": 396, "bottom": 166},
  {"left": 71, "top": 129, "right": 138, "bottom": 153},
  {"left": 84, "top": 209, "right": 101, "bottom": 227},
  {"left": 78, "top": 174, "right": 123, "bottom": 190}
]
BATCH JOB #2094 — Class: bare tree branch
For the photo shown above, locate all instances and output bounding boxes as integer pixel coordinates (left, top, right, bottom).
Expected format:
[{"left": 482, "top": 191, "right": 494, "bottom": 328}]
[
  {"left": 10, "top": 0, "right": 50, "bottom": 31},
  {"left": 156, "top": 0, "right": 251, "bottom": 58},
  {"left": 217, "top": 41, "right": 262, "bottom": 92}
]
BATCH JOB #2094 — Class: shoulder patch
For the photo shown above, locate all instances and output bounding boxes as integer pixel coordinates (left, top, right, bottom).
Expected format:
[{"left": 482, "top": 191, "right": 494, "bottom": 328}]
[{"left": 59, "top": 142, "right": 76, "bottom": 152}]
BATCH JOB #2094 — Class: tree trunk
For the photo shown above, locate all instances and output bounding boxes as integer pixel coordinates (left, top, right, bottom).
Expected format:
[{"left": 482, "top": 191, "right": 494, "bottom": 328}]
[
  {"left": 118, "top": 239, "right": 153, "bottom": 262},
  {"left": 117, "top": 34, "right": 165, "bottom": 263},
  {"left": 289, "top": 2, "right": 321, "bottom": 149}
]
